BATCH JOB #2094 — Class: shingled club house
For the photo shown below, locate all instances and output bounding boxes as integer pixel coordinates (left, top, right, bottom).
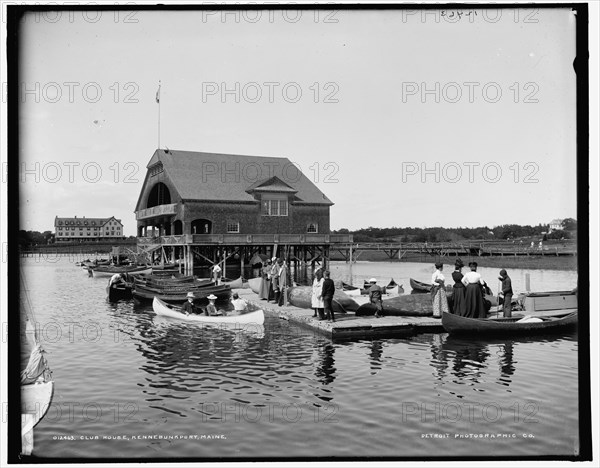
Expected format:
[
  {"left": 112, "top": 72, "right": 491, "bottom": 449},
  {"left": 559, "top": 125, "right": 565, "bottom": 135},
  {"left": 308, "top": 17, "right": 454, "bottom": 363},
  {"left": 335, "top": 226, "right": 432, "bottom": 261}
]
[{"left": 134, "top": 149, "right": 352, "bottom": 276}]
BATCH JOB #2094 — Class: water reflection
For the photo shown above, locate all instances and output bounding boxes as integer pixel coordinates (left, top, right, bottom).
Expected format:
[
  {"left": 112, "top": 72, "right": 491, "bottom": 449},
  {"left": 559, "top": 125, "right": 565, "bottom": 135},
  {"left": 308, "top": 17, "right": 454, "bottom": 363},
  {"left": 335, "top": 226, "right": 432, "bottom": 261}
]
[
  {"left": 369, "top": 340, "right": 384, "bottom": 375},
  {"left": 315, "top": 343, "right": 336, "bottom": 387}
]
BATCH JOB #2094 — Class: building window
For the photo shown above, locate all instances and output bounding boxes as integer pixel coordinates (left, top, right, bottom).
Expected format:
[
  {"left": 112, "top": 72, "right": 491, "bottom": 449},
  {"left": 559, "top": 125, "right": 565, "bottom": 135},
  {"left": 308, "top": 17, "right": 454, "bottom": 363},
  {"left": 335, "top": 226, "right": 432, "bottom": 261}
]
[
  {"left": 227, "top": 222, "right": 239, "bottom": 233},
  {"left": 307, "top": 223, "right": 318, "bottom": 233},
  {"left": 261, "top": 198, "right": 288, "bottom": 217}
]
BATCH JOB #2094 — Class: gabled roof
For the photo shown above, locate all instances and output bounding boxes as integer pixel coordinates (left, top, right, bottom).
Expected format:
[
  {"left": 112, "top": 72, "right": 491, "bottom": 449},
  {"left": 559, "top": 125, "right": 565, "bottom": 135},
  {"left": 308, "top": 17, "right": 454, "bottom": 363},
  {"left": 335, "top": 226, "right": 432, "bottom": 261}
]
[
  {"left": 139, "top": 149, "right": 333, "bottom": 206},
  {"left": 245, "top": 176, "right": 298, "bottom": 194},
  {"left": 549, "top": 218, "right": 563, "bottom": 225}
]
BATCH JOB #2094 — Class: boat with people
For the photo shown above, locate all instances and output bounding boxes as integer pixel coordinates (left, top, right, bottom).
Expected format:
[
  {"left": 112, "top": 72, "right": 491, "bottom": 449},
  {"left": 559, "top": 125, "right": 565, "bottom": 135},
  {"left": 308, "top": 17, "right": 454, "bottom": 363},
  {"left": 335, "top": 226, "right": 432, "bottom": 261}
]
[
  {"left": 441, "top": 310, "right": 578, "bottom": 335},
  {"left": 152, "top": 296, "right": 264, "bottom": 324}
]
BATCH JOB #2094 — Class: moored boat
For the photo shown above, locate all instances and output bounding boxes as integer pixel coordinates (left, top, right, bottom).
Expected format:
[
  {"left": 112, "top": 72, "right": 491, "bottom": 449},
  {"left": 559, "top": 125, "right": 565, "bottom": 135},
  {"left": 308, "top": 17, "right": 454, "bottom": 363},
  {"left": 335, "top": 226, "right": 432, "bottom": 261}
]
[
  {"left": 355, "top": 292, "right": 445, "bottom": 316},
  {"left": 287, "top": 286, "right": 358, "bottom": 312},
  {"left": 21, "top": 277, "right": 54, "bottom": 456},
  {"left": 106, "top": 284, "right": 133, "bottom": 302},
  {"left": 222, "top": 276, "right": 244, "bottom": 289},
  {"left": 133, "top": 284, "right": 231, "bottom": 303},
  {"left": 410, "top": 278, "right": 432, "bottom": 293},
  {"left": 248, "top": 277, "right": 262, "bottom": 294},
  {"left": 92, "top": 265, "right": 153, "bottom": 278},
  {"left": 152, "top": 296, "right": 264, "bottom": 324},
  {"left": 441, "top": 310, "right": 578, "bottom": 335},
  {"left": 516, "top": 290, "right": 578, "bottom": 316}
]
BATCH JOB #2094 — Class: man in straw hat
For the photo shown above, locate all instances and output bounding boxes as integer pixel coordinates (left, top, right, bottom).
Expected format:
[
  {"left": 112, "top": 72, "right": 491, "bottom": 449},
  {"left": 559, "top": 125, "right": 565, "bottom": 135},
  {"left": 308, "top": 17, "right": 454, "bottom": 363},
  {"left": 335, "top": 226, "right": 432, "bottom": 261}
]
[{"left": 182, "top": 292, "right": 197, "bottom": 316}]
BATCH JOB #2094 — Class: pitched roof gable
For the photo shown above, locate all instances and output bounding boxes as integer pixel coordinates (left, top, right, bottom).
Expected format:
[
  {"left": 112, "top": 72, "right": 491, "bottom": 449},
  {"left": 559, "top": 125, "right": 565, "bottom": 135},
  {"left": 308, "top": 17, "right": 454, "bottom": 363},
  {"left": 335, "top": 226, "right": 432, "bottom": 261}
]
[{"left": 142, "top": 149, "right": 333, "bottom": 205}]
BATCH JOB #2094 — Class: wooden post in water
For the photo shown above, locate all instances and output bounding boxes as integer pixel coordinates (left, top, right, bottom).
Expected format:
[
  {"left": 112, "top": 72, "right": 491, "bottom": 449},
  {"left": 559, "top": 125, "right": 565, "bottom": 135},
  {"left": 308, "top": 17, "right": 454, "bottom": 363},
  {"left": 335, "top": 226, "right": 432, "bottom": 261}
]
[{"left": 525, "top": 273, "right": 531, "bottom": 292}]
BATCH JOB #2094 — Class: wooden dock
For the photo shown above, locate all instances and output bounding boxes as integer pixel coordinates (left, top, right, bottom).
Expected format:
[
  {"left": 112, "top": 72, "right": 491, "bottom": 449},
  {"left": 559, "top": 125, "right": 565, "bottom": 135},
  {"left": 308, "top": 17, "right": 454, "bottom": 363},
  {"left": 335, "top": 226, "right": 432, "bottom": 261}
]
[{"left": 234, "top": 288, "right": 444, "bottom": 341}]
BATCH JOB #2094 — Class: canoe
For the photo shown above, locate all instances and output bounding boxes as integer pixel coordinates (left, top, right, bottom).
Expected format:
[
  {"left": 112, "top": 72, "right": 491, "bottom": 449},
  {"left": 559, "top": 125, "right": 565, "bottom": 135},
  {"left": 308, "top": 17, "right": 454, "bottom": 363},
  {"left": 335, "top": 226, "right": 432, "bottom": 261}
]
[
  {"left": 343, "top": 279, "right": 403, "bottom": 296},
  {"left": 222, "top": 277, "right": 243, "bottom": 289},
  {"left": 441, "top": 310, "right": 577, "bottom": 335},
  {"left": 106, "top": 284, "right": 133, "bottom": 302},
  {"left": 355, "top": 293, "right": 444, "bottom": 316},
  {"left": 152, "top": 297, "right": 264, "bottom": 324},
  {"left": 287, "top": 286, "right": 359, "bottom": 313},
  {"left": 93, "top": 265, "right": 153, "bottom": 278},
  {"left": 410, "top": 278, "right": 432, "bottom": 292},
  {"left": 132, "top": 280, "right": 216, "bottom": 295},
  {"left": 248, "top": 277, "right": 262, "bottom": 294},
  {"left": 132, "top": 284, "right": 231, "bottom": 303}
]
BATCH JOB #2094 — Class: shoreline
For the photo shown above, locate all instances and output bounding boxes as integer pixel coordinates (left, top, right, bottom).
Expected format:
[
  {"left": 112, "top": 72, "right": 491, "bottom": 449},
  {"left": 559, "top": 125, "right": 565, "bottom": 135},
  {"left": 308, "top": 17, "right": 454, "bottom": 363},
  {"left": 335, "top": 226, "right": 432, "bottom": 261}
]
[{"left": 330, "top": 252, "right": 578, "bottom": 271}]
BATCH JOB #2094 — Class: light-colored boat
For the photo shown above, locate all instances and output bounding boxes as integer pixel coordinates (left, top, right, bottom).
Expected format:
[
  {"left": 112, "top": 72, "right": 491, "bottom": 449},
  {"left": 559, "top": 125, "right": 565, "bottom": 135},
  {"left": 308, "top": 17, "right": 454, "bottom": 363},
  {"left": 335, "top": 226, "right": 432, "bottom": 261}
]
[
  {"left": 248, "top": 277, "right": 262, "bottom": 294},
  {"left": 152, "top": 297, "right": 265, "bottom": 324},
  {"left": 21, "top": 275, "right": 54, "bottom": 456},
  {"left": 516, "top": 290, "right": 578, "bottom": 316},
  {"left": 287, "top": 286, "right": 359, "bottom": 312}
]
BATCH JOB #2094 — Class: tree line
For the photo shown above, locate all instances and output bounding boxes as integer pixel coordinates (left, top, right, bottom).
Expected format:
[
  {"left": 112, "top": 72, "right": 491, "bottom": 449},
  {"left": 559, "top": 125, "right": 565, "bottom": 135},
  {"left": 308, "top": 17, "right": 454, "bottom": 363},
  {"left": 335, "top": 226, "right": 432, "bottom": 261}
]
[{"left": 333, "top": 219, "right": 577, "bottom": 243}]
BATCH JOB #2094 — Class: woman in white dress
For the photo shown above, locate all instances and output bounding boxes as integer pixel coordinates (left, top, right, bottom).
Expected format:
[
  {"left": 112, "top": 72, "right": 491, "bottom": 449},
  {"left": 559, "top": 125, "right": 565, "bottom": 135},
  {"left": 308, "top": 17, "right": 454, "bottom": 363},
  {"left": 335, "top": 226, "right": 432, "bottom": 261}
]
[
  {"left": 431, "top": 262, "right": 449, "bottom": 318},
  {"left": 311, "top": 269, "right": 325, "bottom": 319}
]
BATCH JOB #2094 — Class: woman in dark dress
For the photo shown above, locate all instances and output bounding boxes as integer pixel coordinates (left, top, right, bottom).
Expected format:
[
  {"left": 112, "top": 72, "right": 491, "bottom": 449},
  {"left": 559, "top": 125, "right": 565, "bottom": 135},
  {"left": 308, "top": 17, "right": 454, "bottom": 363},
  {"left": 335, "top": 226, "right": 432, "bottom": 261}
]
[
  {"left": 451, "top": 259, "right": 467, "bottom": 316},
  {"left": 461, "top": 261, "right": 487, "bottom": 318}
]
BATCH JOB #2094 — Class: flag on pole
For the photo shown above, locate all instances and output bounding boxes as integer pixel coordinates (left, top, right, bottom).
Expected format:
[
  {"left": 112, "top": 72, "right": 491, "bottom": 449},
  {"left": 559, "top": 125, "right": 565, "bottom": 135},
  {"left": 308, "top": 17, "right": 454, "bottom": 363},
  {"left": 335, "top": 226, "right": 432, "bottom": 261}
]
[{"left": 155, "top": 82, "right": 161, "bottom": 103}]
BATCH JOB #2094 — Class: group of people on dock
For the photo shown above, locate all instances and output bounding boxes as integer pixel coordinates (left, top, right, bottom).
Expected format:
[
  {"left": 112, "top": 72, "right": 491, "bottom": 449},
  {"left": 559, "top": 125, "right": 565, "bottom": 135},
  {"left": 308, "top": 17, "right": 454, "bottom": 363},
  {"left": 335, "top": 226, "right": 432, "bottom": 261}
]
[
  {"left": 431, "top": 259, "right": 513, "bottom": 318},
  {"left": 258, "top": 257, "right": 290, "bottom": 306}
]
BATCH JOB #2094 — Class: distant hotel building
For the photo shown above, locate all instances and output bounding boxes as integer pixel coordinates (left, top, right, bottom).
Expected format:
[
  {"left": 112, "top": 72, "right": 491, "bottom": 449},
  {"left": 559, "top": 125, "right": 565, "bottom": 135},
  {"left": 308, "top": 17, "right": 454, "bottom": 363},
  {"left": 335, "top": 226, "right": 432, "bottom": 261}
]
[{"left": 54, "top": 216, "right": 125, "bottom": 242}]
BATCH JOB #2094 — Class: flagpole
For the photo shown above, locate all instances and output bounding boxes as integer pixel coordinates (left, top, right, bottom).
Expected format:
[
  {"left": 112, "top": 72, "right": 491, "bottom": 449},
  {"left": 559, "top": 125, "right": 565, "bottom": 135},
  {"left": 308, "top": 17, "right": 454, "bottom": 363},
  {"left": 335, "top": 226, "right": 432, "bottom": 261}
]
[{"left": 156, "top": 80, "right": 161, "bottom": 149}]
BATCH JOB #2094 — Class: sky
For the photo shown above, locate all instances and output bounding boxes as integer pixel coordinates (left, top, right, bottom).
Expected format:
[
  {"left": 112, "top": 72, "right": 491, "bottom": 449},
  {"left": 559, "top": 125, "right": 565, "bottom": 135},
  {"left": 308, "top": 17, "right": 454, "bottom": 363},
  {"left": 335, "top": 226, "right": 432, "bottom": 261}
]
[{"left": 11, "top": 6, "right": 583, "bottom": 236}]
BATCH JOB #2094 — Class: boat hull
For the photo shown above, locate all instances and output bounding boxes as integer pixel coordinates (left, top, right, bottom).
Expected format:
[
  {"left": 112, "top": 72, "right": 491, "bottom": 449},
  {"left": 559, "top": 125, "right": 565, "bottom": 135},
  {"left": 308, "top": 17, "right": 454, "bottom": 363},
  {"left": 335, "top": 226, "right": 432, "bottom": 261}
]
[
  {"left": 287, "top": 286, "right": 358, "bottom": 312},
  {"left": 107, "top": 284, "right": 133, "bottom": 302},
  {"left": 133, "top": 284, "right": 231, "bottom": 303},
  {"left": 248, "top": 277, "right": 262, "bottom": 294},
  {"left": 152, "top": 297, "right": 264, "bottom": 324},
  {"left": 441, "top": 310, "right": 578, "bottom": 335},
  {"left": 93, "top": 266, "right": 152, "bottom": 278},
  {"left": 355, "top": 293, "right": 441, "bottom": 316}
]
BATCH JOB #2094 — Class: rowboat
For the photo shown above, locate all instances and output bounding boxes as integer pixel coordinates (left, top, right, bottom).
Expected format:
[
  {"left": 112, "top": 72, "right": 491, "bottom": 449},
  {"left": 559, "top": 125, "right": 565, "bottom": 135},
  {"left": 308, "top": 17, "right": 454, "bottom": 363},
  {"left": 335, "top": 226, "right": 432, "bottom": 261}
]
[
  {"left": 441, "top": 310, "right": 578, "bottom": 335},
  {"left": 92, "top": 265, "right": 153, "bottom": 278},
  {"left": 342, "top": 279, "right": 403, "bottom": 296},
  {"left": 152, "top": 297, "right": 264, "bottom": 324},
  {"left": 106, "top": 284, "right": 133, "bottom": 302},
  {"left": 355, "top": 293, "right": 443, "bottom": 316},
  {"left": 410, "top": 278, "right": 432, "bottom": 292},
  {"left": 287, "top": 286, "right": 359, "bottom": 312},
  {"left": 222, "top": 277, "right": 244, "bottom": 289},
  {"left": 516, "top": 290, "right": 577, "bottom": 316},
  {"left": 132, "top": 284, "right": 231, "bottom": 303},
  {"left": 248, "top": 277, "right": 262, "bottom": 294}
]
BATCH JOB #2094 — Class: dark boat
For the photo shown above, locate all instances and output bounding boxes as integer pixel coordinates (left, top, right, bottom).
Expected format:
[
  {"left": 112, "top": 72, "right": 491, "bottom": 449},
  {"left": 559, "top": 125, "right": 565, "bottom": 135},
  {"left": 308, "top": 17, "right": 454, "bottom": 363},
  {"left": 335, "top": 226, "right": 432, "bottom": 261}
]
[
  {"left": 441, "top": 310, "right": 578, "bottom": 335},
  {"left": 410, "top": 278, "right": 432, "bottom": 293},
  {"left": 132, "top": 284, "right": 231, "bottom": 303},
  {"left": 106, "top": 284, "right": 133, "bottom": 302},
  {"left": 287, "top": 286, "right": 359, "bottom": 312},
  {"left": 355, "top": 293, "right": 445, "bottom": 316}
]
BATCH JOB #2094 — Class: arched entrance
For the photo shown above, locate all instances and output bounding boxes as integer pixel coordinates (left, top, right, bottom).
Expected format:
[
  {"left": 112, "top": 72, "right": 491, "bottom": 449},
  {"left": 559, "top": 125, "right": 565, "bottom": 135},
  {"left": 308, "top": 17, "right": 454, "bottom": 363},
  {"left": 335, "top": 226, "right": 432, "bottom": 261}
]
[
  {"left": 147, "top": 182, "right": 171, "bottom": 208},
  {"left": 191, "top": 219, "right": 212, "bottom": 234},
  {"left": 173, "top": 220, "right": 183, "bottom": 235}
]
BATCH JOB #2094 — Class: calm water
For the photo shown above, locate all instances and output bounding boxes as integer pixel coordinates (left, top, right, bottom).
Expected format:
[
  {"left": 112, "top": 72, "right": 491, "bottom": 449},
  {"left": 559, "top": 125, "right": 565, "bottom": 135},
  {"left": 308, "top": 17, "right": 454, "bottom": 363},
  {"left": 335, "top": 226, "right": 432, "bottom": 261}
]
[{"left": 21, "top": 257, "right": 580, "bottom": 459}]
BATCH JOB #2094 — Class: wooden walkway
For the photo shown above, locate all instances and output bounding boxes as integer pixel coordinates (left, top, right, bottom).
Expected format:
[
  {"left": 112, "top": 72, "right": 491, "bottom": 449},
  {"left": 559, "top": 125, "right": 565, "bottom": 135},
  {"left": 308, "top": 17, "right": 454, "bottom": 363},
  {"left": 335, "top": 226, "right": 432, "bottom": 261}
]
[{"left": 234, "top": 289, "right": 444, "bottom": 340}]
